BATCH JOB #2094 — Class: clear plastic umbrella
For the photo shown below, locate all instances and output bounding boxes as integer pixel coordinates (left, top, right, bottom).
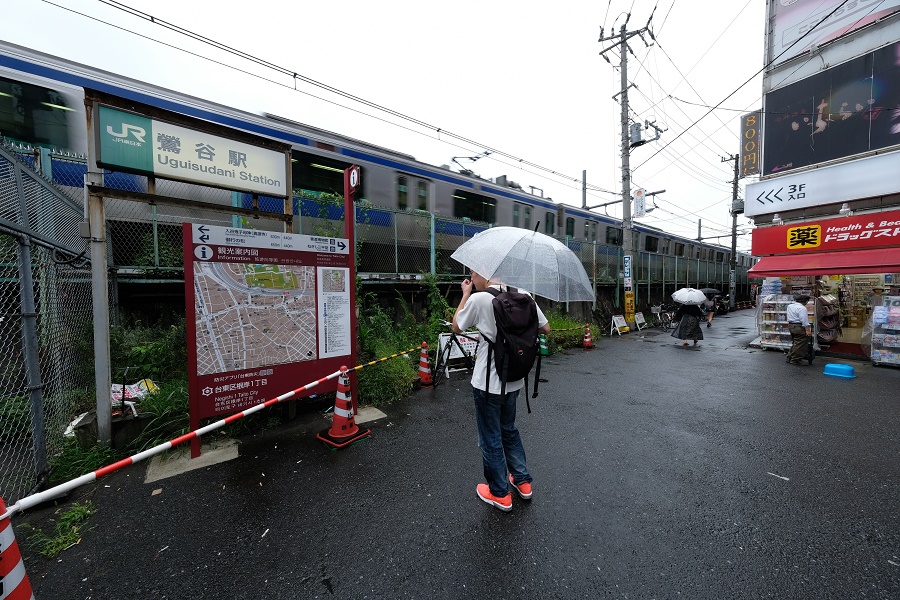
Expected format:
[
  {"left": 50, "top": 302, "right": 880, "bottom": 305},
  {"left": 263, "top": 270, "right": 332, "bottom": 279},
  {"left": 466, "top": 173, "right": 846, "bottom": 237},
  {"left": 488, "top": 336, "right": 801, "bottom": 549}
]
[
  {"left": 671, "top": 287, "right": 707, "bottom": 305},
  {"left": 450, "top": 227, "right": 594, "bottom": 302}
]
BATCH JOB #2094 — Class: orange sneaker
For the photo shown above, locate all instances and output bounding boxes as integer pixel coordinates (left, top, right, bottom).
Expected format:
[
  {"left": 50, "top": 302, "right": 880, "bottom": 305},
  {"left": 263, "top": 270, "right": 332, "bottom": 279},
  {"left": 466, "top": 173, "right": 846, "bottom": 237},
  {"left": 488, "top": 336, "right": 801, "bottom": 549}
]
[
  {"left": 476, "top": 484, "right": 512, "bottom": 512},
  {"left": 509, "top": 475, "right": 533, "bottom": 500}
]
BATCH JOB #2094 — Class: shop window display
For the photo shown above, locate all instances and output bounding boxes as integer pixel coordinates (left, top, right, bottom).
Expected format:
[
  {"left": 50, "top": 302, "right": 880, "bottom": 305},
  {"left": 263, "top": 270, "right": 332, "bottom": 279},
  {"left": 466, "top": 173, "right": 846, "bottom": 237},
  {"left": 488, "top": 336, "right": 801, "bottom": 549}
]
[
  {"left": 866, "top": 296, "right": 900, "bottom": 367},
  {"left": 758, "top": 294, "right": 815, "bottom": 351}
]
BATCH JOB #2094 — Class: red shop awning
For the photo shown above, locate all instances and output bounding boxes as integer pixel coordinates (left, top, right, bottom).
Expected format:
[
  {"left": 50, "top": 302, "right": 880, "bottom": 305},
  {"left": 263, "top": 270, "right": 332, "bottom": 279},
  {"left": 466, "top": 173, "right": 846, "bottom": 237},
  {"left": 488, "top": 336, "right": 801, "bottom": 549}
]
[{"left": 748, "top": 247, "right": 900, "bottom": 277}]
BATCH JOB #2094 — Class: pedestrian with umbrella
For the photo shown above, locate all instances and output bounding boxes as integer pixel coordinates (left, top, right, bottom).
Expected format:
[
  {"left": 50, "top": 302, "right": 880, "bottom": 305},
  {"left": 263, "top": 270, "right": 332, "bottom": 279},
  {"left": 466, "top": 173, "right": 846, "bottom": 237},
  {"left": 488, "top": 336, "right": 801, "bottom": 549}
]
[
  {"left": 699, "top": 288, "right": 720, "bottom": 328},
  {"left": 670, "top": 287, "right": 706, "bottom": 347},
  {"left": 449, "top": 226, "right": 588, "bottom": 512}
]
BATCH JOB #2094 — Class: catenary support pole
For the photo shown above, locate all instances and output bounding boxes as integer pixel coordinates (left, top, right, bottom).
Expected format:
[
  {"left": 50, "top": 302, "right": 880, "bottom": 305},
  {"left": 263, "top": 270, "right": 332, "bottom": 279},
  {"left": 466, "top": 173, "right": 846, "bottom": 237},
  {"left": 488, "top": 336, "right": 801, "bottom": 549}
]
[{"left": 723, "top": 154, "right": 739, "bottom": 309}]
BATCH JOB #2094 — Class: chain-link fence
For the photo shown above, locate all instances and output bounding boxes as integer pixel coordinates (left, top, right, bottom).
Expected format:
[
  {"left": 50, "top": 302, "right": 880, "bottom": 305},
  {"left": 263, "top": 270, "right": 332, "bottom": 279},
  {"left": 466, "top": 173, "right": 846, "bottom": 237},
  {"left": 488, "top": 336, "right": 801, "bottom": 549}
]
[{"left": 0, "top": 142, "right": 93, "bottom": 504}]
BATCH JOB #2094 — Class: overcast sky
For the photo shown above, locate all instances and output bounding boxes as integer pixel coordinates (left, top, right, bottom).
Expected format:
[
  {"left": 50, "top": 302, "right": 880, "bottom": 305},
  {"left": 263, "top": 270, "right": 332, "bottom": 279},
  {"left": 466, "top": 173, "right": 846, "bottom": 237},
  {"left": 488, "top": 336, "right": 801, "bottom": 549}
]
[{"left": 4, "top": 0, "right": 769, "bottom": 250}]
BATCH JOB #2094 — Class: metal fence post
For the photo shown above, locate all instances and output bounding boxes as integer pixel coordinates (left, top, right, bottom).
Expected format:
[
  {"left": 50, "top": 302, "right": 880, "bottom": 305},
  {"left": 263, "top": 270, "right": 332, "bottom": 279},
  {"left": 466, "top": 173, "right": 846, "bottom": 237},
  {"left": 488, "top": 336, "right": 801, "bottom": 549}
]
[
  {"left": 15, "top": 235, "right": 48, "bottom": 484},
  {"left": 430, "top": 212, "right": 436, "bottom": 276},
  {"left": 85, "top": 101, "right": 112, "bottom": 446}
]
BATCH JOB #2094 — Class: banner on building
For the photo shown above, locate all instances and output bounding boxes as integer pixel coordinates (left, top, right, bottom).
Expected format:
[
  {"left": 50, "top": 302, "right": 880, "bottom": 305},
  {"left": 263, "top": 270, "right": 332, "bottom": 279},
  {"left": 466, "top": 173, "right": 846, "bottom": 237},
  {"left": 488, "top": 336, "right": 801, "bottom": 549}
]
[
  {"left": 751, "top": 208, "right": 900, "bottom": 255},
  {"left": 746, "top": 149, "right": 900, "bottom": 217}
]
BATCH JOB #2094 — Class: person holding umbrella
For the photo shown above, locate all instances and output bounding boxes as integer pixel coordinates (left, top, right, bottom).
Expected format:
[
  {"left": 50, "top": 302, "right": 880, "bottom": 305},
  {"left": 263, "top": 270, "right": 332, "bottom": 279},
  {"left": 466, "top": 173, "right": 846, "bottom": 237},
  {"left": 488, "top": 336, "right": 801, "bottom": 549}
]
[
  {"left": 449, "top": 226, "right": 589, "bottom": 512},
  {"left": 702, "top": 295, "right": 716, "bottom": 327},
  {"left": 452, "top": 270, "right": 551, "bottom": 512},
  {"left": 670, "top": 287, "right": 706, "bottom": 347}
]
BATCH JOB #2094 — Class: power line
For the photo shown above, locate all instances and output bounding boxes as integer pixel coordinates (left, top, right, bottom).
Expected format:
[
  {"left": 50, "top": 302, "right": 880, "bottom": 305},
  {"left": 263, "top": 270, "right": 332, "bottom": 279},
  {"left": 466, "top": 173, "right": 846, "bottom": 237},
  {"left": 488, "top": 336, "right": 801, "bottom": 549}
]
[{"left": 42, "top": 0, "right": 621, "bottom": 199}]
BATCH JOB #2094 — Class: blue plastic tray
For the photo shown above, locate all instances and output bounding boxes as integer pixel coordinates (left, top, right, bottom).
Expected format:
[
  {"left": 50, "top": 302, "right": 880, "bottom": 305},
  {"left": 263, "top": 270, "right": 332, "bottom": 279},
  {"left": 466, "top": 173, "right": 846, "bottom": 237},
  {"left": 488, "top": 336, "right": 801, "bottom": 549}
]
[{"left": 823, "top": 363, "right": 856, "bottom": 379}]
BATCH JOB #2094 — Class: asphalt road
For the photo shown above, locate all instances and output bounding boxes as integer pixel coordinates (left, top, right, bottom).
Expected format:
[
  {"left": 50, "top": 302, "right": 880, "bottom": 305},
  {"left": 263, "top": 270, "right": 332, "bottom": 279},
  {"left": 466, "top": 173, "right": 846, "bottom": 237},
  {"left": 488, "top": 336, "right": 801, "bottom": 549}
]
[{"left": 12, "top": 309, "right": 900, "bottom": 599}]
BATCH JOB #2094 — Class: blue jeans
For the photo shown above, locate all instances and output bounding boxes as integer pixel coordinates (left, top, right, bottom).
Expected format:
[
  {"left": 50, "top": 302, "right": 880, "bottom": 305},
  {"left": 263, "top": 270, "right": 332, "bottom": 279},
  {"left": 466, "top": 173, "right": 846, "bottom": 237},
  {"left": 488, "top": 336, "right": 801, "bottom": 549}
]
[{"left": 472, "top": 386, "right": 531, "bottom": 497}]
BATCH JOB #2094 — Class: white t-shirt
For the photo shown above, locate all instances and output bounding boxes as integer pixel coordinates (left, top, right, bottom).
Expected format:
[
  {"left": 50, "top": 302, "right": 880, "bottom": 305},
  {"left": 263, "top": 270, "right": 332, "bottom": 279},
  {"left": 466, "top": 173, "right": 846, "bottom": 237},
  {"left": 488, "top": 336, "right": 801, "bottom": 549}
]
[
  {"left": 786, "top": 301, "right": 810, "bottom": 326},
  {"left": 454, "top": 285, "right": 549, "bottom": 394}
]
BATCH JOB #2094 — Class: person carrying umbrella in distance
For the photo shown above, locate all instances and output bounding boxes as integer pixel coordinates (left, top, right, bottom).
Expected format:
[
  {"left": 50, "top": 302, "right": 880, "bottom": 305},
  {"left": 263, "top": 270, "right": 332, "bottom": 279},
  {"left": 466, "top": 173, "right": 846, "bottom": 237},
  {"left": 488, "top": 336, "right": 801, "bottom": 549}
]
[
  {"left": 450, "top": 226, "right": 592, "bottom": 512},
  {"left": 670, "top": 287, "right": 706, "bottom": 347},
  {"left": 699, "top": 288, "right": 720, "bottom": 328}
]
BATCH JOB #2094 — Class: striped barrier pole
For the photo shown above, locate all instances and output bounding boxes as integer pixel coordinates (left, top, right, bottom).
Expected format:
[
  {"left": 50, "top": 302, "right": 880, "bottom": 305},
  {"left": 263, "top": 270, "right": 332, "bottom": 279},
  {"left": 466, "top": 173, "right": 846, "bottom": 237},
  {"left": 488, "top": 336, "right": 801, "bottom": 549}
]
[
  {"left": 1, "top": 496, "right": 34, "bottom": 600},
  {"left": 0, "top": 347, "right": 420, "bottom": 523}
]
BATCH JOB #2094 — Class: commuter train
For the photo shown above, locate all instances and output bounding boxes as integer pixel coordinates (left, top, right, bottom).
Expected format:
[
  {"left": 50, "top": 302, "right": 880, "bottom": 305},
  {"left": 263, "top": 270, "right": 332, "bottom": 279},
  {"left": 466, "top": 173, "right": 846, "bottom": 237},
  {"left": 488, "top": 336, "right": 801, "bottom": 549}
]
[{"left": 0, "top": 40, "right": 754, "bottom": 278}]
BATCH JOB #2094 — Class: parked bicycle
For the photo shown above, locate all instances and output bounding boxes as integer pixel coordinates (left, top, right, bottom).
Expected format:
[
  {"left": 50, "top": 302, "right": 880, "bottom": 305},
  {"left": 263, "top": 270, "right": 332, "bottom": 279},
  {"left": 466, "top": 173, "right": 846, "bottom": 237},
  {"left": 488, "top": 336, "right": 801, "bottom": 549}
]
[
  {"left": 651, "top": 304, "right": 678, "bottom": 329},
  {"left": 431, "top": 321, "right": 479, "bottom": 387}
]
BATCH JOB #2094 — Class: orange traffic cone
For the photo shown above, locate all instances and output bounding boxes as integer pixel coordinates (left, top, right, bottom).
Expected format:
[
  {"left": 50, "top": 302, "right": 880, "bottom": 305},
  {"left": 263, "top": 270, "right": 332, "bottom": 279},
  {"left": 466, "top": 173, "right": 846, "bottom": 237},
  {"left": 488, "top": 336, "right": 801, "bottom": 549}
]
[
  {"left": 583, "top": 323, "right": 594, "bottom": 349},
  {"left": 1, "top": 496, "right": 35, "bottom": 600},
  {"left": 317, "top": 367, "right": 370, "bottom": 449},
  {"left": 418, "top": 342, "right": 433, "bottom": 388}
]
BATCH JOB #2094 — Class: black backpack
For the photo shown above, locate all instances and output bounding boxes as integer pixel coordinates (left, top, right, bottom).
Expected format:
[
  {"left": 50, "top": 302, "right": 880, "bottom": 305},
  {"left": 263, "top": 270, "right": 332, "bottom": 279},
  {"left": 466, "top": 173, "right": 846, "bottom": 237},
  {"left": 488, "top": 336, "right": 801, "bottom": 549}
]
[{"left": 481, "top": 286, "right": 542, "bottom": 410}]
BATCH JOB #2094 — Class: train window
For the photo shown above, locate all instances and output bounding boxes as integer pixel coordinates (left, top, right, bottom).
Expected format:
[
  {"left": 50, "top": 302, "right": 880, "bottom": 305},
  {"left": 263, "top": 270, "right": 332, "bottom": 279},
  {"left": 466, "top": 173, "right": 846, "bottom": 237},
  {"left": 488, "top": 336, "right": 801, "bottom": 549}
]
[
  {"left": 584, "top": 222, "right": 590, "bottom": 240},
  {"left": 292, "top": 151, "right": 354, "bottom": 196},
  {"left": 589, "top": 222, "right": 598, "bottom": 242},
  {"left": 715, "top": 251, "right": 724, "bottom": 262},
  {"left": 397, "top": 176, "right": 408, "bottom": 210},
  {"left": 453, "top": 190, "right": 496, "bottom": 223},
  {"left": 674, "top": 242, "right": 685, "bottom": 257},
  {"left": 661, "top": 239, "right": 670, "bottom": 255},
  {"left": 523, "top": 206, "right": 532, "bottom": 230},
  {"left": 0, "top": 76, "right": 75, "bottom": 150},
  {"left": 565, "top": 217, "right": 575, "bottom": 238},
  {"left": 645, "top": 235, "right": 659, "bottom": 252},
  {"left": 545, "top": 212, "right": 555, "bottom": 235},
  {"left": 513, "top": 204, "right": 520, "bottom": 227},
  {"left": 417, "top": 181, "right": 427, "bottom": 210},
  {"left": 606, "top": 227, "right": 622, "bottom": 246}
]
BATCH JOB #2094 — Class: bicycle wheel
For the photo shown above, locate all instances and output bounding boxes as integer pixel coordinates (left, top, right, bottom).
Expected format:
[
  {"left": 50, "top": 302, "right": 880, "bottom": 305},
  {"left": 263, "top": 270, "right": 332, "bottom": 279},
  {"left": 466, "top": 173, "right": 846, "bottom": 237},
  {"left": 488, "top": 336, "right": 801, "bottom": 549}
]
[{"left": 431, "top": 342, "right": 449, "bottom": 387}]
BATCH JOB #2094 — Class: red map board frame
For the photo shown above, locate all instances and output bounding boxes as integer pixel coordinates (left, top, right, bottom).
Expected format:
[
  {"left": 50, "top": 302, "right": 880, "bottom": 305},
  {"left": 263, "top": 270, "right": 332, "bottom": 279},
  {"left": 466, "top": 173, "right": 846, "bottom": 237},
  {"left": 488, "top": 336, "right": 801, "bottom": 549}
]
[{"left": 182, "top": 223, "right": 355, "bottom": 428}]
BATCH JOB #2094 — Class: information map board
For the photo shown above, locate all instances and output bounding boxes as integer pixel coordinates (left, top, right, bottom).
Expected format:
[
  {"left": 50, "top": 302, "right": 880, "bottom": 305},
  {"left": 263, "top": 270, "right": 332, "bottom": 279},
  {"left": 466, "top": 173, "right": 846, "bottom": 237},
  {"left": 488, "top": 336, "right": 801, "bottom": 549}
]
[{"left": 183, "top": 223, "right": 353, "bottom": 419}]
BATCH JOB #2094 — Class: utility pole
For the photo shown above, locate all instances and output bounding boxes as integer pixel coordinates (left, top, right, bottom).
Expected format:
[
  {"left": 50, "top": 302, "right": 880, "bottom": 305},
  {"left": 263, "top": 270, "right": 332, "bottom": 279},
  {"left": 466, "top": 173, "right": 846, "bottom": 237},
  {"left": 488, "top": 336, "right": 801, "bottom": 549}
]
[
  {"left": 722, "top": 154, "right": 739, "bottom": 309},
  {"left": 599, "top": 13, "right": 656, "bottom": 326}
]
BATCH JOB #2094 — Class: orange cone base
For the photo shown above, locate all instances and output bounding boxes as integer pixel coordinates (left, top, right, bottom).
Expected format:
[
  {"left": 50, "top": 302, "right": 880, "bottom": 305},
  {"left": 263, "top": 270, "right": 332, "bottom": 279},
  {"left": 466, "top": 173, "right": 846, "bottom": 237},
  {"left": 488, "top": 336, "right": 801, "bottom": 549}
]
[
  {"left": 317, "top": 427, "right": 371, "bottom": 449},
  {"left": 420, "top": 380, "right": 433, "bottom": 388}
]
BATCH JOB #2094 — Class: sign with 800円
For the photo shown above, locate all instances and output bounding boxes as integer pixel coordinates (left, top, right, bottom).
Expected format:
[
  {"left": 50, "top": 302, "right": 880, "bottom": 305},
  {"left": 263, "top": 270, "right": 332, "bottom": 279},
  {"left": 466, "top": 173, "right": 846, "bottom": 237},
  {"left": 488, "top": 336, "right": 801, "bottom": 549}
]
[{"left": 740, "top": 111, "right": 760, "bottom": 178}]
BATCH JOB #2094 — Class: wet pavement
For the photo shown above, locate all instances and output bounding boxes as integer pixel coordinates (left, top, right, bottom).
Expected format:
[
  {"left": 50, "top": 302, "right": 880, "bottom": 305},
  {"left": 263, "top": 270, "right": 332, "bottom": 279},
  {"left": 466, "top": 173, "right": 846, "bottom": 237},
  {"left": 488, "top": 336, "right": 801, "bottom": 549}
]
[{"left": 11, "top": 309, "right": 900, "bottom": 599}]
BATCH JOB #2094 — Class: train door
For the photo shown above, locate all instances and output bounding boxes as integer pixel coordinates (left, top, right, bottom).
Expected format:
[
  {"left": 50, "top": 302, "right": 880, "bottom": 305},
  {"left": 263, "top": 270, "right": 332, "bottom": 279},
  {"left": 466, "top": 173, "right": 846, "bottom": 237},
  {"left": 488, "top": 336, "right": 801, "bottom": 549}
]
[
  {"left": 513, "top": 202, "right": 533, "bottom": 230},
  {"left": 396, "top": 175, "right": 430, "bottom": 211}
]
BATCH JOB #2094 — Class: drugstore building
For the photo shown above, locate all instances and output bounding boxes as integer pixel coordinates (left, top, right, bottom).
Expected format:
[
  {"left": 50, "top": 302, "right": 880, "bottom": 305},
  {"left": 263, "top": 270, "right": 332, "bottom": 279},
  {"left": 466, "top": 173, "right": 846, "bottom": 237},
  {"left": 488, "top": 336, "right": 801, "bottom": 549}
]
[{"left": 748, "top": 205, "right": 900, "bottom": 356}]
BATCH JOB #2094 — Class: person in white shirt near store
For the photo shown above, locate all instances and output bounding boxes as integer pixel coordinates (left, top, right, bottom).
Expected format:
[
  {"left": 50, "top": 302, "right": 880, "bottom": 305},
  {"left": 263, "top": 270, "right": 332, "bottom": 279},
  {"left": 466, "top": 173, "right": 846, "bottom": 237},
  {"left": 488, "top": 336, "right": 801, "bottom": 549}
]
[
  {"left": 786, "top": 294, "right": 812, "bottom": 365},
  {"left": 870, "top": 287, "right": 885, "bottom": 310}
]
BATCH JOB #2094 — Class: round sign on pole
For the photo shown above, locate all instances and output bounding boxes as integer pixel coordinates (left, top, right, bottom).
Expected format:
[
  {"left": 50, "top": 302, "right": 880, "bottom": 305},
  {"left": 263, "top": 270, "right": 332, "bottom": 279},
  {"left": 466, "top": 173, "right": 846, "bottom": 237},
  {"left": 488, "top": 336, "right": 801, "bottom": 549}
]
[{"left": 349, "top": 166, "right": 360, "bottom": 192}]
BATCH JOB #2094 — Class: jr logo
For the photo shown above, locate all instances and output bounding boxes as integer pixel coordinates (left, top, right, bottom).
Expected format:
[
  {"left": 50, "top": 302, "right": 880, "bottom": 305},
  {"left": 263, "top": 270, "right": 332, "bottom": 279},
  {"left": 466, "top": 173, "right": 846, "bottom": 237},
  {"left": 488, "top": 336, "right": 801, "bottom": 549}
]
[{"left": 106, "top": 123, "right": 146, "bottom": 143}]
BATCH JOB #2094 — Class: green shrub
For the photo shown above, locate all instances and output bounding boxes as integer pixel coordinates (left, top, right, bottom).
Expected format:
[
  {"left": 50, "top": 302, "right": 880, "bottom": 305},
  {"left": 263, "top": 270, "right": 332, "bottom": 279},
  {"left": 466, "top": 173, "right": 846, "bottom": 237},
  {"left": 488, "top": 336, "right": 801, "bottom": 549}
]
[{"left": 0, "top": 395, "right": 30, "bottom": 441}]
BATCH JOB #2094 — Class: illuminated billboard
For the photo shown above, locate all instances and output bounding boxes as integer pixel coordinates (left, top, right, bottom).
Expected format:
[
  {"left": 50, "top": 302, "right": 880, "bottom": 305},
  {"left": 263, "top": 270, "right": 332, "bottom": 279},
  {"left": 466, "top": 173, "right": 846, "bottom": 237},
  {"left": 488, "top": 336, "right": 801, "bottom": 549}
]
[{"left": 762, "top": 40, "right": 900, "bottom": 175}]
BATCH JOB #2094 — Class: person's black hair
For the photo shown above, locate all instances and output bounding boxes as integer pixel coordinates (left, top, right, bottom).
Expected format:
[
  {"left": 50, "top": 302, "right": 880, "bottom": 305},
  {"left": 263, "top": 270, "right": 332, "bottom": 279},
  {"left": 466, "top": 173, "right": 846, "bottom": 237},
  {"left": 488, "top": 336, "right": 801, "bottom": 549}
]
[{"left": 794, "top": 294, "right": 811, "bottom": 304}]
